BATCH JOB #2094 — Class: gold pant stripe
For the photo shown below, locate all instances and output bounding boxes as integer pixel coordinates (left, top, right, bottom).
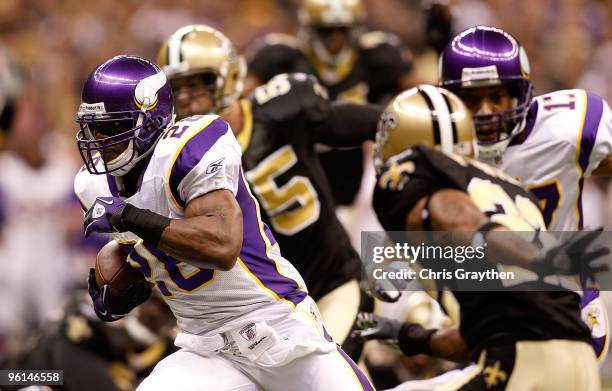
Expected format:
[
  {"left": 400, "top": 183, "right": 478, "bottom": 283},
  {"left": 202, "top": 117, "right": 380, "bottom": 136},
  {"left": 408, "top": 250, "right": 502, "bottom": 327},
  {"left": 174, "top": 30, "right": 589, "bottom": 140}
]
[
  {"left": 505, "top": 340, "right": 600, "bottom": 391},
  {"left": 316, "top": 279, "right": 361, "bottom": 344}
]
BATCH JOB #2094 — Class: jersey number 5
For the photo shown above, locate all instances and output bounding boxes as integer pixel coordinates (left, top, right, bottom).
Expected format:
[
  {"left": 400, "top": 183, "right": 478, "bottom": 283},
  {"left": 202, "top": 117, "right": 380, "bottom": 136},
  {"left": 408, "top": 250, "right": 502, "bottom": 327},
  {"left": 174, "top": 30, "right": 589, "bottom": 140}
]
[{"left": 246, "top": 145, "right": 321, "bottom": 235}]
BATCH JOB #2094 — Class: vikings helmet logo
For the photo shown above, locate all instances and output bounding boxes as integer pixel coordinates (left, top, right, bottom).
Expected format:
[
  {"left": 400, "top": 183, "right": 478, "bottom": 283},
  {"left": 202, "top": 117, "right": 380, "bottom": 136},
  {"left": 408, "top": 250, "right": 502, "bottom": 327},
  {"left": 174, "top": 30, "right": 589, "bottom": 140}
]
[{"left": 133, "top": 71, "right": 167, "bottom": 111}]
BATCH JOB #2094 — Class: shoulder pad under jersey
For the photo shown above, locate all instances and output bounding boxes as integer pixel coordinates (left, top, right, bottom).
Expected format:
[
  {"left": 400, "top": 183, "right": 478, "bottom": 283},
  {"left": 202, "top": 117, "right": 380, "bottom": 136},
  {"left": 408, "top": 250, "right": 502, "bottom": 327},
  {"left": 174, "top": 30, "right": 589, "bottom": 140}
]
[{"left": 251, "top": 73, "right": 330, "bottom": 124}]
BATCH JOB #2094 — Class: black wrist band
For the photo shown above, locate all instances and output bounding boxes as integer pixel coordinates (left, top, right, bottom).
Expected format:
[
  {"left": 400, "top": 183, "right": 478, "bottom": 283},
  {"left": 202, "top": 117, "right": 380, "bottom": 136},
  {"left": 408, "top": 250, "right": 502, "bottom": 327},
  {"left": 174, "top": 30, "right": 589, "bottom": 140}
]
[
  {"left": 119, "top": 204, "right": 171, "bottom": 246},
  {"left": 397, "top": 323, "right": 436, "bottom": 356}
]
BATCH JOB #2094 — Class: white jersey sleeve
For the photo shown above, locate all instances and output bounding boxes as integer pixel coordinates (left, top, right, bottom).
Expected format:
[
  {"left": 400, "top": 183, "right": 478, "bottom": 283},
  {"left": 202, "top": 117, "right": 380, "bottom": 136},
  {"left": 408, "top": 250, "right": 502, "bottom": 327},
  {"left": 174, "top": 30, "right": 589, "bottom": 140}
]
[
  {"left": 177, "top": 125, "right": 242, "bottom": 204},
  {"left": 585, "top": 96, "right": 612, "bottom": 175},
  {"left": 74, "top": 159, "right": 114, "bottom": 212},
  {"left": 495, "top": 89, "right": 607, "bottom": 230}
]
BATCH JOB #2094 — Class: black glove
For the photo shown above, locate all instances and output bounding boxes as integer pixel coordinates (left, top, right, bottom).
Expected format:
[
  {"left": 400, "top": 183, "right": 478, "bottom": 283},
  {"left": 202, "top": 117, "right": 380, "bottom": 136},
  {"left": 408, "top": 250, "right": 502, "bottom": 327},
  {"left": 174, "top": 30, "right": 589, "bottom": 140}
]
[
  {"left": 365, "top": 261, "right": 412, "bottom": 303},
  {"left": 531, "top": 229, "right": 610, "bottom": 279},
  {"left": 352, "top": 312, "right": 436, "bottom": 356},
  {"left": 351, "top": 312, "right": 403, "bottom": 349}
]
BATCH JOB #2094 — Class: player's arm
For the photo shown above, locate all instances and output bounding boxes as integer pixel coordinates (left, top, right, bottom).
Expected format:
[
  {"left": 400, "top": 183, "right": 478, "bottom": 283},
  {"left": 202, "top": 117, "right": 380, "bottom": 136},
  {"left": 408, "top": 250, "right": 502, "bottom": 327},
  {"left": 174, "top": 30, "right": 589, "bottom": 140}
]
[
  {"left": 408, "top": 189, "right": 608, "bottom": 276},
  {"left": 408, "top": 189, "right": 540, "bottom": 269},
  {"left": 84, "top": 190, "right": 242, "bottom": 271},
  {"left": 157, "top": 189, "right": 242, "bottom": 270},
  {"left": 352, "top": 313, "right": 471, "bottom": 362},
  {"left": 592, "top": 154, "right": 612, "bottom": 176},
  {"left": 83, "top": 119, "right": 244, "bottom": 271},
  {"left": 312, "top": 102, "right": 381, "bottom": 147}
]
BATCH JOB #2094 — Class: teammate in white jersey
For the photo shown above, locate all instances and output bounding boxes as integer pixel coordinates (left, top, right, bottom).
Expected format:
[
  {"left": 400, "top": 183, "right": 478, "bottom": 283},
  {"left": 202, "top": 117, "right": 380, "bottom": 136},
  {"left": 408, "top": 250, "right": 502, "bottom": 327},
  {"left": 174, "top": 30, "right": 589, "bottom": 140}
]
[
  {"left": 438, "top": 26, "right": 612, "bottom": 364},
  {"left": 74, "top": 55, "right": 373, "bottom": 391}
]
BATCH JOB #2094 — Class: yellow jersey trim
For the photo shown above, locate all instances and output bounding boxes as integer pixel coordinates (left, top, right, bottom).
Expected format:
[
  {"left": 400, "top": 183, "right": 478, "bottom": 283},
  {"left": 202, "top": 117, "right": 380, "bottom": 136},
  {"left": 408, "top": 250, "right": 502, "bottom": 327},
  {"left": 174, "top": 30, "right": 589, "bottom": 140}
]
[
  {"left": 166, "top": 115, "right": 220, "bottom": 210},
  {"left": 574, "top": 90, "right": 588, "bottom": 228},
  {"left": 237, "top": 99, "right": 253, "bottom": 152}
]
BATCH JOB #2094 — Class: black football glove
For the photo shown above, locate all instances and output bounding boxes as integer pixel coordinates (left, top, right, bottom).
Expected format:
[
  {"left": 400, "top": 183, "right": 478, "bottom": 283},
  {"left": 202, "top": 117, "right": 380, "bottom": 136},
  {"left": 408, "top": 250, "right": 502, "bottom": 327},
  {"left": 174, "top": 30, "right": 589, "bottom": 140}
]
[
  {"left": 365, "top": 261, "right": 413, "bottom": 303},
  {"left": 87, "top": 268, "right": 153, "bottom": 322},
  {"left": 351, "top": 312, "right": 403, "bottom": 349},
  {"left": 352, "top": 312, "right": 437, "bottom": 356},
  {"left": 531, "top": 229, "right": 610, "bottom": 279}
]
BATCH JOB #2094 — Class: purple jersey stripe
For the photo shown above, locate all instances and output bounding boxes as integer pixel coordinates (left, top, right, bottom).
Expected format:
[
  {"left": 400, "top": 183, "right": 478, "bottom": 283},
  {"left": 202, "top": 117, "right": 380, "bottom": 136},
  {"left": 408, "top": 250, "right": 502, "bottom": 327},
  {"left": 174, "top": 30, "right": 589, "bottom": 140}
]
[
  {"left": 593, "top": 335, "right": 607, "bottom": 359},
  {"left": 169, "top": 117, "right": 229, "bottom": 208},
  {"left": 156, "top": 280, "right": 173, "bottom": 297},
  {"left": 578, "top": 93, "right": 604, "bottom": 174},
  {"left": 263, "top": 223, "right": 277, "bottom": 246},
  {"left": 581, "top": 286, "right": 600, "bottom": 307},
  {"left": 236, "top": 170, "right": 305, "bottom": 306},
  {"left": 128, "top": 247, "right": 152, "bottom": 277},
  {"left": 118, "top": 242, "right": 136, "bottom": 256},
  {"left": 337, "top": 344, "right": 375, "bottom": 391}
]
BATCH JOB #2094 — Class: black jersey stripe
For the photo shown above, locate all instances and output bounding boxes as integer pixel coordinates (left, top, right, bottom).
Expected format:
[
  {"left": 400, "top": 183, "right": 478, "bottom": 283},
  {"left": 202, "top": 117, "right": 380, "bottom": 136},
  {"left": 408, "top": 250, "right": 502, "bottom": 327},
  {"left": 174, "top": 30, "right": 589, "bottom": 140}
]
[{"left": 417, "top": 87, "right": 441, "bottom": 145}]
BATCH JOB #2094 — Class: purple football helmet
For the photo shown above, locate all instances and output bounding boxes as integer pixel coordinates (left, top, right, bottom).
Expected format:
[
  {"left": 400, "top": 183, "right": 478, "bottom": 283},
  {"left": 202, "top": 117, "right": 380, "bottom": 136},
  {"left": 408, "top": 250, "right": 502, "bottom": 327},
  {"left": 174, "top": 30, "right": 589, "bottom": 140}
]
[
  {"left": 439, "top": 26, "right": 533, "bottom": 159},
  {"left": 76, "top": 55, "right": 173, "bottom": 175}
]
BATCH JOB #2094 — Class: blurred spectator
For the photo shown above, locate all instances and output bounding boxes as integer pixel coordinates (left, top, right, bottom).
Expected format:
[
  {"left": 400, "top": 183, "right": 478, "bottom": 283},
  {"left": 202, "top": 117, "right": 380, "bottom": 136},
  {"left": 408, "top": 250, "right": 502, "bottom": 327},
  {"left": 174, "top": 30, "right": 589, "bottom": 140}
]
[{"left": 0, "top": 49, "right": 83, "bottom": 354}]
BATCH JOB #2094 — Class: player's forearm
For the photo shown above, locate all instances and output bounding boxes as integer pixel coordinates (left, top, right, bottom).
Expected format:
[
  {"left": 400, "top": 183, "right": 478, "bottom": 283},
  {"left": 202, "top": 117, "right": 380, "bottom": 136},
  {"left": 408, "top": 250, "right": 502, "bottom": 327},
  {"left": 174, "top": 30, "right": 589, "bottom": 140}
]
[
  {"left": 314, "top": 103, "right": 381, "bottom": 146},
  {"left": 158, "top": 212, "right": 243, "bottom": 271},
  {"left": 592, "top": 154, "right": 612, "bottom": 176},
  {"left": 477, "top": 229, "right": 540, "bottom": 269},
  {"left": 426, "top": 190, "right": 540, "bottom": 269},
  {"left": 397, "top": 323, "right": 470, "bottom": 363},
  {"left": 115, "top": 203, "right": 242, "bottom": 270},
  {"left": 429, "top": 328, "right": 471, "bottom": 362}
]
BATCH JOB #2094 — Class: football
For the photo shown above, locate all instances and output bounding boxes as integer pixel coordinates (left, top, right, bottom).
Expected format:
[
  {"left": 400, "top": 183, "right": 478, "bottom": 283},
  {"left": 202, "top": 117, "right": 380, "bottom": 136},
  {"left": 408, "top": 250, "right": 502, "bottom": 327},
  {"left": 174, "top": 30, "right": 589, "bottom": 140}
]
[{"left": 95, "top": 240, "right": 145, "bottom": 299}]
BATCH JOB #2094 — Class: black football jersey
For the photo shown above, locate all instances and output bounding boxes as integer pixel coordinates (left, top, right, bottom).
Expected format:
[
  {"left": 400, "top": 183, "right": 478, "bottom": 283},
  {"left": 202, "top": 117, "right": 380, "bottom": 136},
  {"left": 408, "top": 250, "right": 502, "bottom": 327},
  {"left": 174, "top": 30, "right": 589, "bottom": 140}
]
[
  {"left": 239, "top": 73, "right": 363, "bottom": 300},
  {"left": 248, "top": 32, "right": 411, "bottom": 104},
  {"left": 373, "top": 145, "right": 590, "bottom": 356},
  {"left": 249, "top": 32, "right": 411, "bottom": 205}
]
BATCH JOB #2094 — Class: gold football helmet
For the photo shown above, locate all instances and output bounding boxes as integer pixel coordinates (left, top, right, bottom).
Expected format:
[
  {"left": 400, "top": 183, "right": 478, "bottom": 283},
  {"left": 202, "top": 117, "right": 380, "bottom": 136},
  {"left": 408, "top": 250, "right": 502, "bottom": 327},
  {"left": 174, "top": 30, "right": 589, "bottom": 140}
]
[
  {"left": 374, "top": 85, "right": 475, "bottom": 172},
  {"left": 298, "top": 0, "right": 366, "bottom": 75},
  {"left": 298, "top": 0, "right": 366, "bottom": 28},
  {"left": 157, "top": 24, "right": 246, "bottom": 114}
]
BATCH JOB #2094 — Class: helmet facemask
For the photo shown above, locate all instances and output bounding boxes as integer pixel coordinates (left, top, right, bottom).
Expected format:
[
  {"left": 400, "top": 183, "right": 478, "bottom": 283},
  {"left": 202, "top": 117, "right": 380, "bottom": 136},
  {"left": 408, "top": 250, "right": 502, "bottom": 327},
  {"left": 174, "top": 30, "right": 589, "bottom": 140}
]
[
  {"left": 76, "top": 110, "right": 164, "bottom": 176},
  {"left": 304, "top": 24, "right": 362, "bottom": 67},
  {"left": 170, "top": 71, "right": 222, "bottom": 120},
  {"left": 297, "top": 0, "right": 366, "bottom": 73},
  {"left": 158, "top": 24, "right": 246, "bottom": 117},
  {"left": 446, "top": 79, "right": 532, "bottom": 160},
  {"left": 438, "top": 26, "right": 534, "bottom": 160}
]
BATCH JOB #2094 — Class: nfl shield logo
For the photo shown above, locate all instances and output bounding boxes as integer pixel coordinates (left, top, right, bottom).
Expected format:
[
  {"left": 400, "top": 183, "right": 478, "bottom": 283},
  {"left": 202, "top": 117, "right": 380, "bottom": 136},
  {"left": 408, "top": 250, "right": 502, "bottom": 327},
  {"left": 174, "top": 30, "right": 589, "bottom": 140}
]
[{"left": 239, "top": 323, "right": 257, "bottom": 341}]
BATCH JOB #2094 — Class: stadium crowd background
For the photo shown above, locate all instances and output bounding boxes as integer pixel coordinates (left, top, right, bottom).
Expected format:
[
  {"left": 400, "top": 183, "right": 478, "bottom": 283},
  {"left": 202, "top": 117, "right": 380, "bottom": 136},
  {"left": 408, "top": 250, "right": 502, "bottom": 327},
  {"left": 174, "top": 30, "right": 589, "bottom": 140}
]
[{"left": 0, "top": 0, "right": 611, "bottom": 387}]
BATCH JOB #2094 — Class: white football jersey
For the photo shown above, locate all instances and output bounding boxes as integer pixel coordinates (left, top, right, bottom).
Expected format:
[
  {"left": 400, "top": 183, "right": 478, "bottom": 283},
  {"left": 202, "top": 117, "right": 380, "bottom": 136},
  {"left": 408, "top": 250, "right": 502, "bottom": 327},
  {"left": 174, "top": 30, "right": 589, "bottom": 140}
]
[
  {"left": 491, "top": 89, "right": 612, "bottom": 231},
  {"left": 75, "top": 114, "right": 307, "bottom": 336}
]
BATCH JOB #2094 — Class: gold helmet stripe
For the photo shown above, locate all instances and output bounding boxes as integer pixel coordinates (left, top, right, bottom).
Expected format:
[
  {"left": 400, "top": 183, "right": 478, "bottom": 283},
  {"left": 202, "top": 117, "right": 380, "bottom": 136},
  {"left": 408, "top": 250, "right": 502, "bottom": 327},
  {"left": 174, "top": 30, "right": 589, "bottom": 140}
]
[{"left": 419, "top": 84, "right": 454, "bottom": 155}]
